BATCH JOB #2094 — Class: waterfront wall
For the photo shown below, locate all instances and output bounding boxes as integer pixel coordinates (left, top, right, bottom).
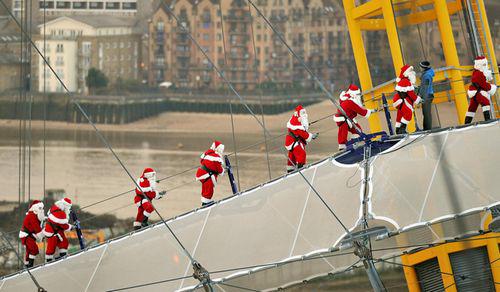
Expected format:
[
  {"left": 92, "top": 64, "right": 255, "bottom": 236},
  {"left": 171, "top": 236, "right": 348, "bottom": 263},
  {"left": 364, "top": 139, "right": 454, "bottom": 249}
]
[{"left": 0, "top": 93, "right": 324, "bottom": 124}]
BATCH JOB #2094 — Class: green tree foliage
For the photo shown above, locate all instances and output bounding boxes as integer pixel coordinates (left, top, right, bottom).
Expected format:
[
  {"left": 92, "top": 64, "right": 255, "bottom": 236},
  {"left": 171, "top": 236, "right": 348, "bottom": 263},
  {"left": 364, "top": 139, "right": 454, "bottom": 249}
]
[{"left": 85, "top": 68, "right": 108, "bottom": 94}]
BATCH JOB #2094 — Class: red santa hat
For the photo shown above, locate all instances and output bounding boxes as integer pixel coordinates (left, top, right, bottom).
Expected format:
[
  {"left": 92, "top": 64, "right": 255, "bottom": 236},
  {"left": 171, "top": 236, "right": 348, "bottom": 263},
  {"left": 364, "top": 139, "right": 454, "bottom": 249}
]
[
  {"left": 55, "top": 197, "right": 72, "bottom": 211},
  {"left": 346, "top": 84, "right": 360, "bottom": 96},
  {"left": 210, "top": 140, "right": 225, "bottom": 154},
  {"left": 396, "top": 64, "right": 413, "bottom": 82},
  {"left": 293, "top": 105, "right": 305, "bottom": 117},
  {"left": 474, "top": 56, "right": 488, "bottom": 70},
  {"left": 28, "top": 200, "right": 44, "bottom": 213},
  {"left": 142, "top": 167, "right": 156, "bottom": 177}
]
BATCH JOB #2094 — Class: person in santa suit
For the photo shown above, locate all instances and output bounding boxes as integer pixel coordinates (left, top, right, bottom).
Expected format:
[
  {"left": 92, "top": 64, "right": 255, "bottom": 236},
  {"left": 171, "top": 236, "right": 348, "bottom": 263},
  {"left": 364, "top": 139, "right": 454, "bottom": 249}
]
[
  {"left": 196, "top": 141, "right": 225, "bottom": 207},
  {"left": 334, "top": 84, "right": 375, "bottom": 151},
  {"left": 465, "top": 56, "right": 497, "bottom": 123},
  {"left": 133, "top": 167, "right": 166, "bottom": 230},
  {"left": 19, "top": 200, "right": 45, "bottom": 268},
  {"left": 285, "top": 105, "right": 318, "bottom": 173},
  {"left": 393, "top": 64, "right": 422, "bottom": 134},
  {"left": 44, "top": 197, "right": 72, "bottom": 262}
]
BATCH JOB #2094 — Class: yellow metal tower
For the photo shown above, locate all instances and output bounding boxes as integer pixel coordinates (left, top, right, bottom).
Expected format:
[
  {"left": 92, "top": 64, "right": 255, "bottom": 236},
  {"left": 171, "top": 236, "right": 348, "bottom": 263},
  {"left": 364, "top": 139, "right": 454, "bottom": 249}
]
[{"left": 343, "top": 0, "right": 499, "bottom": 133}]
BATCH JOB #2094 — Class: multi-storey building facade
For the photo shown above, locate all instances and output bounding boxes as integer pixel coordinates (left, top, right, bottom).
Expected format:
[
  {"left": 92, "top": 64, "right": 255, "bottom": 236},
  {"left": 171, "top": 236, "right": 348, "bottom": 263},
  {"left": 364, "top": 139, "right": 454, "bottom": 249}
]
[
  {"left": 148, "top": 0, "right": 358, "bottom": 91},
  {"left": 38, "top": 0, "right": 137, "bottom": 16},
  {"left": 35, "top": 15, "right": 141, "bottom": 93}
]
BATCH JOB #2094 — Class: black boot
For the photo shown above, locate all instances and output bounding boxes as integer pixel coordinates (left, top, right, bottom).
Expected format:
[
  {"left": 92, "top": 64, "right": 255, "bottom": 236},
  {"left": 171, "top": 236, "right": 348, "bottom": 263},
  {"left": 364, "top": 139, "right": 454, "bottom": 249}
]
[
  {"left": 297, "top": 164, "right": 304, "bottom": 170},
  {"left": 464, "top": 116, "right": 473, "bottom": 124},
  {"left": 133, "top": 225, "right": 141, "bottom": 231},
  {"left": 141, "top": 217, "right": 149, "bottom": 227},
  {"left": 484, "top": 110, "right": 491, "bottom": 121},
  {"left": 287, "top": 169, "right": 294, "bottom": 173},
  {"left": 396, "top": 124, "right": 407, "bottom": 134},
  {"left": 46, "top": 258, "right": 53, "bottom": 263},
  {"left": 25, "top": 259, "right": 34, "bottom": 268},
  {"left": 201, "top": 201, "right": 214, "bottom": 208}
]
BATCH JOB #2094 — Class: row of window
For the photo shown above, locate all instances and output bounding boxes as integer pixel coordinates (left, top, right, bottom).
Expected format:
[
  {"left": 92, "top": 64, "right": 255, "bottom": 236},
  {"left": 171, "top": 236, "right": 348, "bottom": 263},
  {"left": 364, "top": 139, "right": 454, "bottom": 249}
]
[
  {"left": 39, "top": 1, "right": 137, "bottom": 10},
  {"left": 99, "top": 41, "right": 136, "bottom": 50}
]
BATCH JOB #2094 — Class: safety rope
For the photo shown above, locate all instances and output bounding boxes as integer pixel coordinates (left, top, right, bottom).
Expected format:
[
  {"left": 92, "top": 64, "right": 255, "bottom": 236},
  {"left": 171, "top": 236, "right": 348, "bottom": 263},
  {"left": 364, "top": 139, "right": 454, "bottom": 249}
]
[
  {"left": 78, "top": 112, "right": 334, "bottom": 212},
  {"left": 246, "top": 0, "right": 363, "bottom": 137},
  {"left": 159, "top": 0, "right": 353, "bottom": 236},
  {"left": 217, "top": 0, "right": 242, "bottom": 192},
  {"left": 0, "top": 232, "right": 46, "bottom": 291},
  {"left": 0, "top": 0, "right": 198, "bottom": 266},
  {"left": 247, "top": 3, "right": 272, "bottom": 180}
]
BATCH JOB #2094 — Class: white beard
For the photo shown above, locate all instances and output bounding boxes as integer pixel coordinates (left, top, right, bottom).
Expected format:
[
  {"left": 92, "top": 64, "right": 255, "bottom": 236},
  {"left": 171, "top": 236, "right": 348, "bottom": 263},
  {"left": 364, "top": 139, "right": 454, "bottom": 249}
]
[
  {"left": 408, "top": 72, "right": 417, "bottom": 85},
  {"left": 35, "top": 211, "right": 45, "bottom": 222},
  {"left": 484, "top": 69, "right": 493, "bottom": 81},
  {"left": 352, "top": 94, "right": 362, "bottom": 106},
  {"left": 300, "top": 115, "right": 309, "bottom": 131}
]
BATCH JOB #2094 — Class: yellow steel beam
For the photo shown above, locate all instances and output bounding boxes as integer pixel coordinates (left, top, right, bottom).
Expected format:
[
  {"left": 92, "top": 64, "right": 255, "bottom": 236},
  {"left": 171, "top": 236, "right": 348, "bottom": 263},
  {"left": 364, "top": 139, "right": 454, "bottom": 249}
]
[
  {"left": 381, "top": 0, "right": 416, "bottom": 132},
  {"left": 476, "top": 0, "right": 500, "bottom": 117},
  {"left": 352, "top": 0, "right": 382, "bottom": 20},
  {"left": 486, "top": 237, "right": 500, "bottom": 291},
  {"left": 401, "top": 254, "right": 421, "bottom": 292},
  {"left": 434, "top": 0, "right": 468, "bottom": 124},
  {"left": 343, "top": 0, "right": 382, "bottom": 132},
  {"left": 359, "top": 1, "right": 462, "bottom": 31}
]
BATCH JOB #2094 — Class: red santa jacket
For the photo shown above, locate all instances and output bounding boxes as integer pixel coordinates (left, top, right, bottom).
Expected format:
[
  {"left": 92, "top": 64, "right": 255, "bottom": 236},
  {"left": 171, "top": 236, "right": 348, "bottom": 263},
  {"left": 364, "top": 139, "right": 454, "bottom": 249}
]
[
  {"left": 196, "top": 149, "right": 224, "bottom": 181},
  {"left": 393, "top": 78, "right": 421, "bottom": 110},
  {"left": 334, "top": 94, "right": 371, "bottom": 126},
  {"left": 285, "top": 115, "right": 313, "bottom": 151},
  {"left": 468, "top": 69, "right": 497, "bottom": 98},
  {"left": 19, "top": 211, "right": 43, "bottom": 241},
  {"left": 135, "top": 176, "right": 159, "bottom": 201},
  {"left": 44, "top": 205, "right": 71, "bottom": 237}
]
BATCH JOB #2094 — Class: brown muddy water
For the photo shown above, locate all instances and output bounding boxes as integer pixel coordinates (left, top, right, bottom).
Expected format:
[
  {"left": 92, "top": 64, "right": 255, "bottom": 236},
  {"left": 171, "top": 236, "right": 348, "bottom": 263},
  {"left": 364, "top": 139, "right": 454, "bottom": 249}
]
[{"left": 0, "top": 121, "right": 339, "bottom": 221}]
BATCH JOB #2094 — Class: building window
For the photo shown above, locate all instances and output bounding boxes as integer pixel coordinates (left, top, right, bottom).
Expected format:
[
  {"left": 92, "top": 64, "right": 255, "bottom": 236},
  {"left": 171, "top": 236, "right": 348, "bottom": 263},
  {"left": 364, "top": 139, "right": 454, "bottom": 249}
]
[
  {"left": 73, "top": 2, "right": 87, "bottom": 9},
  {"left": 89, "top": 2, "right": 104, "bottom": 9},
  {"left": 105, "top": 2, "right": 120, "bottom": 9},
  {"left": 203, "top": 34, "right": 209, "bottom": 41},
  {"left": 120, "top": 42, "right": 124, "bottom": 48},
  {"left": 157, "top": 21, "right": 165, "bottom": 32},
  {"left": 113, "top": 42, "right": 117, "bottom": 49},
  {"left": 122, "top": 2, "right": 137, "bottom": 10},
  {"left": 56, "top": 56, "right": 64, "bottom": 66},
  {"left": 56, "top": 1, "right": 71, "bottom": 9},
  {"left": 56, "top": 44, "right": 64, "bottom": 53}
]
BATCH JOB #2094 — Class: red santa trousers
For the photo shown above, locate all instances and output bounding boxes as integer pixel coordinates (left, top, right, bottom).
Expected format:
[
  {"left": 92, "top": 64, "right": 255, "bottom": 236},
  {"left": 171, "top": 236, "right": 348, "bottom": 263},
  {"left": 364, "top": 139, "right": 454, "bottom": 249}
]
[
  {"left": 467, "top": 93, "right": 491, "bottom": 116},
  {"left": 21, "top": 237, "right": 39, "bottom": 262},
  {"left": 287, "top": 143, "right": 306, "bottom": 168},
  {"left": 395, "top": 100, "right": 414, "bottom": 126},
  {"left": 46, "top": 232, "right": 68, "bottom": 258},
  {"left": 134, "top": 195, "right": 155, "bottom": 225},
  {"left": 200, "top": 176, "right": 217, "bottom": 202},
  {"left": 336, "top": 122, "right": 361, "bottom": 148}
]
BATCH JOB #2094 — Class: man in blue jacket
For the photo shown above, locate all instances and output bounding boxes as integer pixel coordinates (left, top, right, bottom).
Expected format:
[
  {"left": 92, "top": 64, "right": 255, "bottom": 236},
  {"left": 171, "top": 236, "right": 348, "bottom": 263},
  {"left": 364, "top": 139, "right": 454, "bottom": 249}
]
[{"left": 418, "top": 61, "right": 435, "bottom": 130}]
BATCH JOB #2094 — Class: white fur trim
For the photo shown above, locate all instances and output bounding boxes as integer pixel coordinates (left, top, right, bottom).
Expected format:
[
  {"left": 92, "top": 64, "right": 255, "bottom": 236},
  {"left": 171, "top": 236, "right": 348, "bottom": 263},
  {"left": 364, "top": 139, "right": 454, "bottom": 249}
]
[
  {"left": 305, "top": 133, "right": 313, "bottom": 143},
  {"left": 48, "top": 213, "right": 68, "bottom": 225},
  {"left": 467, "top": 89, "right": 477, "bottom": 98},
  {"left": 201, "top": 197, "right": 213, "bottom": 203},
  {"left": 403, "top": 66, "right": 414, "bottom": 77},
  {"left": 28, "top": 254, "right": 36, "bottom": 259},
  {"left": 333, "top": 115, "right": 345, "bottom": 122},
  {"left": 43, "top": 230, "right": 54, "bottom": 237},
  {"left": 393, "top": 99, "right": 403, "bottom": 108},
  {"left": 286, "top": 165, "right": 295, "bottom": 170},
  {"left": 363, "top": 110, "right": 371, "bottom": 118},
  {"left": 285, "top": 144, "right": 293, "bottom": 151},
  {"left": 338, "top": 144, "right": 346, "bottom": 150},
  {"left": 404, "top": 99, "right": 414, "bottom": 111},
  {"left": 287, "top": 120, "right": 306, "bottom": 131},
  {"left": 415, "top": 96, "right": 421, "bottom": 105},
  {"left": 59, "top": 249, "right": 67, "bottom": 254},
  {"left": 201, "top": 154, "right": 223, "bottom": 163},
  {"left": 196, "top": 173, "right": 211, "bottom": 180},
  {"left": 351, "top": 134, "right": 360, "bottom": 139},
  {"left": 465, "top": 112, "right": 475, "bottom": 117},
  {"left": 45, "top": 254, "right": 54, "bottom": 259},
  {"left": 395, "top": 122, "right": 401, "bottom": 128},
  {"left": 401, "top": 117, "right": 410, "bottom": 125},
  {"left": 143, "top": 210, "right": 152, "bottom": 217},
  {"left": 339, "top": 91, "right": 348, "bottom": 101},
  {"left": 29, "top": 202, "right": 44, "bottom": 213},
  {"left": 482, "top": 106, "right": 491, "bottom": 112},
  {"left": 133, "top": 221, "right": 142, "bottom": 227},
  {"left": 489, "top": 84, "right": 497, "bottom": 95},
  {"left": 395, "top": 84, "right": 415, "bottom": 92},
  {"left": 396, "top": 77, "right": 401, "bottom": 82},
  {"left": 19, "top": 231, "right": 29, "bottom": 238}
]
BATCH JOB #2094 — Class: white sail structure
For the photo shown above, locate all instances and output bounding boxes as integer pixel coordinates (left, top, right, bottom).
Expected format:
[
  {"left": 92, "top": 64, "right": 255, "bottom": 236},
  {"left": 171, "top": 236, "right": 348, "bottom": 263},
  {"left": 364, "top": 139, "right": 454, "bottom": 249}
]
[{"left": 1, "top": 121, "right": 498, "bottom": 291}]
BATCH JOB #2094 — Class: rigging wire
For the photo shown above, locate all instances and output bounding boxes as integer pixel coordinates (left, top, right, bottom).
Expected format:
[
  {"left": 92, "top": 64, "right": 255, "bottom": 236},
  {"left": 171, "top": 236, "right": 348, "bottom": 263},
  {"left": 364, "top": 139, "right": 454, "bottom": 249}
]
[
  {"left": 42, "top": 0, "right": 48, "bottom": 262},
  {"left": 217, "top": 0, "right": 242, "bottom": 191},
  {"left": 0, "top": 0, "right": 198, "bottom": 265},
  {"left": 79, "top": 112, "right": 334, "bottom": 211},
  {"left": 247, "top": 2, "right": 272, "bottom": 180},
  {"left": 160, "top": 0, "right": 353, "bottom": 235}
]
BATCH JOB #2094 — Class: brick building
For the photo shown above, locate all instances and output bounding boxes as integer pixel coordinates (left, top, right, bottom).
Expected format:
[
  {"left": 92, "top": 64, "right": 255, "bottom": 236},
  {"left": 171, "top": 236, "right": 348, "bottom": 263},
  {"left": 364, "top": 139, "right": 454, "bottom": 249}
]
[{"left": 148, "top": 0, "right": 358, "bottom": 91}]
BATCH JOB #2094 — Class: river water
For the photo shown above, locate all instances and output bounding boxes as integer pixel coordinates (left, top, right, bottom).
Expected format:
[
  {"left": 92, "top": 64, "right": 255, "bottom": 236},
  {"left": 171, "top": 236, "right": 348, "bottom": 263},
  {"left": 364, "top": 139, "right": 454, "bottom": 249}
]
[{"left": 0, "top": 121, "right": 336, "bottom": 221}]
